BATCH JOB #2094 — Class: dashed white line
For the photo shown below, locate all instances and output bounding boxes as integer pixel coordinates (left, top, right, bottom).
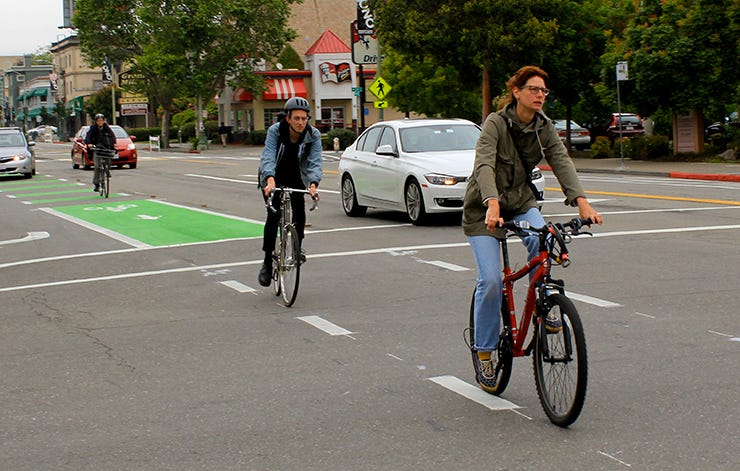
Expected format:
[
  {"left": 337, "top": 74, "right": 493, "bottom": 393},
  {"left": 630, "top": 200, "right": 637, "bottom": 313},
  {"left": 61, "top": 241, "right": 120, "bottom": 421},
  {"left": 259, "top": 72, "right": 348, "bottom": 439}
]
[
  {"left": 219, "top": 280, "right": 257, "bottom": 293},
  {"left": 421, "top": 260, "right": 470, "bottom": 271},
  {"left": 428, "top": 375, "right": 522, "bottom": 411},
  {"left": 565, "top": 291, "right": 622, "bottom": 308},
  {"left": 297, "top": 315, "right": 355, "bottom": 337}
]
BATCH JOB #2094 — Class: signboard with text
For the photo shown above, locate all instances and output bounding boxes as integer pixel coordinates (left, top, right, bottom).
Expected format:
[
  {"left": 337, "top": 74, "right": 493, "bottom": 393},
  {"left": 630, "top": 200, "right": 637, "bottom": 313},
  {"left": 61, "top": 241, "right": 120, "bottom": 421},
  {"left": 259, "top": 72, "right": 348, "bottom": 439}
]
[{"left": 351, "top": 20, "right": 379, "bottom": 65}]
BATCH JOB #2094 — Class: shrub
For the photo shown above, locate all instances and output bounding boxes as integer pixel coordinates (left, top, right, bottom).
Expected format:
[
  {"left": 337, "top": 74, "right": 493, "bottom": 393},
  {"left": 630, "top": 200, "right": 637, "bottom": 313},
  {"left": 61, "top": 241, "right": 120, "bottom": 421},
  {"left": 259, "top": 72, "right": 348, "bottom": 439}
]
[
  {"left": 590, "top": 136, "right": 613, "bottom": 158},
  {"left": 245, "top": 130, "right": 267, "bottom": 145},
  {"left": 172, "top": 109, "right": 196, "bottom": 128},
  {"left": 627, "top": 135, "right": 671, "bottom": 160},
  {"left": 325, "top": 128, "right": 357, "bottom": 150}
]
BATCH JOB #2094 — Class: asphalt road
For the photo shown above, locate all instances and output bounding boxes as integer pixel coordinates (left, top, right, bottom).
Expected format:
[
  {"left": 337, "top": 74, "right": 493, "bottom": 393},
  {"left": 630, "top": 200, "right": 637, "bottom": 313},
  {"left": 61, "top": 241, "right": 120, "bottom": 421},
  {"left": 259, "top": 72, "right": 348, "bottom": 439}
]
[{"left": 1, "top": 143, "right": 738, "bottom": 470}]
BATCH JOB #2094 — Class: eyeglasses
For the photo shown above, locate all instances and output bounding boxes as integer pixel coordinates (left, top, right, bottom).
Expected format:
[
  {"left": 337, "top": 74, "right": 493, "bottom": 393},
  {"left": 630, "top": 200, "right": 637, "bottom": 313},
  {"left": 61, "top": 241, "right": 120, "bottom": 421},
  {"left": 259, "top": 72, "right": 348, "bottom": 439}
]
[
  {"left": 520, "top": 85, "right": 550, "bottom": 96},
  {"left": 290, "top": 116, "right": 310, "bottom": 122}
]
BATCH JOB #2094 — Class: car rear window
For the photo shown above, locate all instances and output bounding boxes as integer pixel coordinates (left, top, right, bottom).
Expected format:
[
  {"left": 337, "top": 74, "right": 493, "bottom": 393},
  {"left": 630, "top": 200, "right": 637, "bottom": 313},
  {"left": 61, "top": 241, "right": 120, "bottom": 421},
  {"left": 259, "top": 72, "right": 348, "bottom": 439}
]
[{"left": 618, "top": 116, "right": 641, "bottom": 125}]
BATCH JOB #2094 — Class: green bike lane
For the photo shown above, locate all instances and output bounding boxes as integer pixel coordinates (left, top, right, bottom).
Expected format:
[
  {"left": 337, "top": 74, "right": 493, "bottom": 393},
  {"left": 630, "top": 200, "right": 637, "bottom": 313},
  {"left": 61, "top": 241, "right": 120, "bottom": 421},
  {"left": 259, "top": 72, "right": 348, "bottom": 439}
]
[{"left": 1, "top": 176, "right": 265, "bottom": 247}]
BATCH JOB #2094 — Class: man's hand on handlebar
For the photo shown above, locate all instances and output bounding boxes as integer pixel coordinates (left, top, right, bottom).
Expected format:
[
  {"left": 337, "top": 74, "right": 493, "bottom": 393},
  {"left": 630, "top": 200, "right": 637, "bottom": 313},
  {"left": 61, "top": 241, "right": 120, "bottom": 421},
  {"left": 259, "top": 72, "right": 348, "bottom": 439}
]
[{"left": 309, "top": 183, "right": 319, "bottom": 202}]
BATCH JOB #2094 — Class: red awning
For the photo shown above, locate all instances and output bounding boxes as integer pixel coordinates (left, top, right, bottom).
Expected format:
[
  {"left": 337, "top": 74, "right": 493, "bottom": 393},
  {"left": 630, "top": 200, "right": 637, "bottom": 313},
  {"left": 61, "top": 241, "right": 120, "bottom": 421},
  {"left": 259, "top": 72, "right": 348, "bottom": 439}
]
[
  {"left": 234, "top": 88, "right": 253, "bottom": 102},
  {"left": 262, "top": 78, "right": 308, "bottom": 101}
]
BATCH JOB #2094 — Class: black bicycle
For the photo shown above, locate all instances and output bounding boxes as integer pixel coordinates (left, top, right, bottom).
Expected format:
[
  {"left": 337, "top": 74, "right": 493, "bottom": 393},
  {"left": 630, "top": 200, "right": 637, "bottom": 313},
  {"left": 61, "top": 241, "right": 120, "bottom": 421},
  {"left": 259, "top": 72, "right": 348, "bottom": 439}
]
[
  {"left": 266, "top": 187, "right": 318, "bottom": 307},
  {"left": 92, "top": 146, "right": 116, "bottom": 198}
]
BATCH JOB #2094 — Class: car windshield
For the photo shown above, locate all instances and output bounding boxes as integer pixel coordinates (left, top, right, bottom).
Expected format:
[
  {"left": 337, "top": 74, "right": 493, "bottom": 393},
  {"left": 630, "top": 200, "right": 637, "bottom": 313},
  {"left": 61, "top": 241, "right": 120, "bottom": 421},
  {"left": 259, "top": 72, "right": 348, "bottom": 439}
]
[
  {"left": 0, "top": 133, "right": 25, "bottom": 147},
  {"left": 617, "top": 116, "right": 641, "bottom": 125},
  {"left": 111, "top": 126, "right": 129, "bottom": 139},
  {"left": 400, "top": 124, "right": 480, "bottom": 153}
]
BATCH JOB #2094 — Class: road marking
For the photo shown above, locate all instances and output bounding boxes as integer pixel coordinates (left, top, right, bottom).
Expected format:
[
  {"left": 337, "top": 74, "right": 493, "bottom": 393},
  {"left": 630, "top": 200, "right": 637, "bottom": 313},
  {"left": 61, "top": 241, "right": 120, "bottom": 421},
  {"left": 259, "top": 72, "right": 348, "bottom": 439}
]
[
  {"left": 598, "top": 450, "right": 632, "bottom": 467},
  {"left": 37, "top": 207, "right": 152, "bottom": 248},
  {"left": 219, "top": 280, "right": 257, "bottom": 294},
  {"left": 421, "top": 260, "right": 470, "bottom": 271},
  {"left": 583, "top": 189, "right": 740, "bottom": 206},
  {"left": 708, "top": 330, "right": 740, "bottom": 342},
  {"left": 185, "top": 173, "right": 341, "bottom": 195},
  {"left": 635, "top": 311, "right": 656, "bottom": 319},
  {"left": 2, "top": 223, "right": 739, "bottom": 292},
  {"left": 565, "top": 291, "right": 622, "bottom": 308},
  {"left": 297, "top": 315, "right": 355, "bottom": 336},
  {"left": 427, "top": 375, "right": 521, "bottom": 411},
  {"left": 0, "top": 231, "right": 50, "bottom": 246}
]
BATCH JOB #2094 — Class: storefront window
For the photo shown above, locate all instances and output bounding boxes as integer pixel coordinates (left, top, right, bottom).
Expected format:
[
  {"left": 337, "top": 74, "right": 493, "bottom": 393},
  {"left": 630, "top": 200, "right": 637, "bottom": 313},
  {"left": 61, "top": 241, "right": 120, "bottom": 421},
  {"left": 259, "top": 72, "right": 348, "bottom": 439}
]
[
  {"left": 264, "top": 108, "right": 285, "bottom": 126},
  {"left": 318, "top": 107, "right": 345, "bottom": 133}
]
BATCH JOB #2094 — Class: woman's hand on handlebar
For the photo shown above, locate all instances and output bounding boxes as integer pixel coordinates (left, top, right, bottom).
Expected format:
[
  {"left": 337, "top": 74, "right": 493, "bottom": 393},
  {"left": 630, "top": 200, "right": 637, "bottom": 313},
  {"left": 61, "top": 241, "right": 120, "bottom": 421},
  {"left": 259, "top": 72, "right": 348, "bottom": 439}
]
[
  {"left": 263, "top": 176, "right": 276, "bottom": 198},
  {"left": 575, "top": 197, "right": 603, "bottom": 225},
  {"left": 485, "top": 199, "right": 504, "bottom": 233}
]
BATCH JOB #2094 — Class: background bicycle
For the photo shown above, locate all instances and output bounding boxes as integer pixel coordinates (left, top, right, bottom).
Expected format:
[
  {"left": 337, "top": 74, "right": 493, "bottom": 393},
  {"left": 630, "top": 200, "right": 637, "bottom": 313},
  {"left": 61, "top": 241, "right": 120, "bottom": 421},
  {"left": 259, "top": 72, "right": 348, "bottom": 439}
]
[{"left": 267, "top": 187, "right": 318, "bottom": 307}]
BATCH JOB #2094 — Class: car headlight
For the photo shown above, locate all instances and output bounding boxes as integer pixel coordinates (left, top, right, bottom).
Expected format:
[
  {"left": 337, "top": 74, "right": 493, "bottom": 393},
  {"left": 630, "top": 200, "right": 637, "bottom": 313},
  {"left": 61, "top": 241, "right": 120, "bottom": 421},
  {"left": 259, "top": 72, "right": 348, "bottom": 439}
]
[
  {"left": 128, "top": 143, "right": 136, "bottom": 150},
  {"left": 424, "top": 174, "right": 466, "bottom": 185}
]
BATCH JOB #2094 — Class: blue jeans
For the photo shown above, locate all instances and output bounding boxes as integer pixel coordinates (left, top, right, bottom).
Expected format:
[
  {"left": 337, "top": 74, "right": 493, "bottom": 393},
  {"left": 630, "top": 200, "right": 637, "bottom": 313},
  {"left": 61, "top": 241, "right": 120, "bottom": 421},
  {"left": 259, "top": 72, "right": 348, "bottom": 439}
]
[{"left": 468, "top": 207, "right": 546, "bottom": 352}]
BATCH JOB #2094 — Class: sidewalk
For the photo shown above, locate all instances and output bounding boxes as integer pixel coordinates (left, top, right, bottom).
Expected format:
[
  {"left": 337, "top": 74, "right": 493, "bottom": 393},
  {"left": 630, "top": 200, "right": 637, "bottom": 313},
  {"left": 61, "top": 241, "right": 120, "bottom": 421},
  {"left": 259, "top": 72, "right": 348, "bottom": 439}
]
[{"left": 540, "top": 157, "right": 740, "bottom": 182}]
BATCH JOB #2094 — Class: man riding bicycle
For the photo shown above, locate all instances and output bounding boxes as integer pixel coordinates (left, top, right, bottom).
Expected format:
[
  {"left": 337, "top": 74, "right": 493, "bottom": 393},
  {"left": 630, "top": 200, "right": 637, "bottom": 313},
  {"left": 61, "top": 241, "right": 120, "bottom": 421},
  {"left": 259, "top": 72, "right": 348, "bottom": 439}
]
[
  {"left": 258, "top": 97, "right": 322, "bottom": 287},
  {"left": 84, "top": 113, "right": 116, "bottom": 192}
]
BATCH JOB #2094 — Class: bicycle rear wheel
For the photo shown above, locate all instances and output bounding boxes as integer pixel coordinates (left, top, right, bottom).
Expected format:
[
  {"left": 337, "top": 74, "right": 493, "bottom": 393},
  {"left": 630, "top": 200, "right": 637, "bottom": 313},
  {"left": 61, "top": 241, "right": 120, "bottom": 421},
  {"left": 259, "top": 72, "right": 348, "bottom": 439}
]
[
  {"left": 278, "top": 224, "right": 300, "bottom": 307},
  {"left": 533, "top": 294, "right": 588, "bottom": 427},
  {"left": 468, "top": 288, "right": 513, "bottom": 395}
]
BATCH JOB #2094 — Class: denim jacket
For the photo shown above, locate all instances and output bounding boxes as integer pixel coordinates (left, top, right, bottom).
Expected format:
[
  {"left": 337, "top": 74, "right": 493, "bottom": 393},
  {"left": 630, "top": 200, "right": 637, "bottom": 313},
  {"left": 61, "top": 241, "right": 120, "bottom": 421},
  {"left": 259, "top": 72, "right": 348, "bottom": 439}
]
[{"left": 259, "top": 120, "right": 323, "bottom": 189}]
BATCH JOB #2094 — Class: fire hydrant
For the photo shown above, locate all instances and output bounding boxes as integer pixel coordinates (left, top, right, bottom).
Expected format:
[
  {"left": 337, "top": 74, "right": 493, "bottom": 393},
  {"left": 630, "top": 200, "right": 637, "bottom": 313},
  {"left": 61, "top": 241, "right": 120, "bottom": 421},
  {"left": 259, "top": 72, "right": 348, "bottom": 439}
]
[{"left": 333, "top": 137, "right": 340, "bottom": 151}]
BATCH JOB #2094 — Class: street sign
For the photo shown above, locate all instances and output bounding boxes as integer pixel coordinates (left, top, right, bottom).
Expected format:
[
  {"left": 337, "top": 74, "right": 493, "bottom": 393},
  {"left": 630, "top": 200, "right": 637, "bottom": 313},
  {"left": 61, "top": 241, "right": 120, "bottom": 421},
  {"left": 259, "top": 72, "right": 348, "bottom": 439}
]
[
  {"left": 369, "top": 77, "right": 391, "bottom": 100},
  {"left": 351, "top": 87, "right": 363, "bottom": 97},
  {"left": 616, "top": 61, "right": 629, "bottom": 81},
  {"left": 351, "top": 20, "right": 379, "bottom": 65},
  {"left": 373, "top": 100, "right": 388, "bottom": 109}
]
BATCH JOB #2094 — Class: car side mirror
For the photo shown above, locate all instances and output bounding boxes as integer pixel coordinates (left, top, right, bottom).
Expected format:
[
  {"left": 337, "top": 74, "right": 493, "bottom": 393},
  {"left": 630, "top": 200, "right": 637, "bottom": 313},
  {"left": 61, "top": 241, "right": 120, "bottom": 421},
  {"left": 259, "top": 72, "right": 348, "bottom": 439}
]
[
  {"left": 75, "top": 137, "right": 84, "bottom": 143},
  {"left": 130, "top": 135, "right": 137, "bottom": 142},
  {"left": 28, "top": 141, "right": 35, "bottom": 146},
  {"left": 376, "top": 144, "right": 397, "bottom": 156}
]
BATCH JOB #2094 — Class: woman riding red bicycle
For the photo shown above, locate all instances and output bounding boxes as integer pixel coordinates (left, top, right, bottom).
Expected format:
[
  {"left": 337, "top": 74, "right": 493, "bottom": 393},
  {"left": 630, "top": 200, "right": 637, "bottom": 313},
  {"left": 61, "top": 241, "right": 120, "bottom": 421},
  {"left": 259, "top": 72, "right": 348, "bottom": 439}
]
[{"left": 462, "top": 65, "right": 603, "bottom": 391}]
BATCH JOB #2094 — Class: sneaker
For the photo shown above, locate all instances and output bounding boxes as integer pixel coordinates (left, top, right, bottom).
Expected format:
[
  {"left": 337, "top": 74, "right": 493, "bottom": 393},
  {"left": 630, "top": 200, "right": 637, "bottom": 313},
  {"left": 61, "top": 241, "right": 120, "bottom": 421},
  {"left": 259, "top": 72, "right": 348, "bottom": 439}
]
[
  {"left": 475, "top": 352, "right": 498, "bottom": 391},
  {"left": 93, "top": 185, "right": 99, "bottom": 192},
  {"left": 545, "top": 311, "right": 563, "bottom": 333},
  {"left": 258, "top": 263, "right": 272, "bottom": 287}
]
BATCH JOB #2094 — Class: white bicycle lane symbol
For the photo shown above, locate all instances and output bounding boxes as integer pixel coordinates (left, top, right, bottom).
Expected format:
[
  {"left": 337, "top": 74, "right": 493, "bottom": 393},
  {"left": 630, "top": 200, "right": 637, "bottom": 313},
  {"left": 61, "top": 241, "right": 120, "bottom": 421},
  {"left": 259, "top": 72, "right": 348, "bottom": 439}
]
[{"left": 83, "top": 203, "right": 161, "bottom": 220}]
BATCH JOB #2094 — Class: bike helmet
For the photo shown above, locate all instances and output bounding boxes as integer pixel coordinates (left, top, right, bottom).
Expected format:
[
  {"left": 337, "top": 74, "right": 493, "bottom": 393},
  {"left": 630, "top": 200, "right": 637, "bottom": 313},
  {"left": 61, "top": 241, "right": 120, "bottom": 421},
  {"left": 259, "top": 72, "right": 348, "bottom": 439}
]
[
  {"left": 284, "top": 97, "right": 310, "bottom": 113},
  {"left": 94, "top": 113, "right": 106, "bottom": 120}
]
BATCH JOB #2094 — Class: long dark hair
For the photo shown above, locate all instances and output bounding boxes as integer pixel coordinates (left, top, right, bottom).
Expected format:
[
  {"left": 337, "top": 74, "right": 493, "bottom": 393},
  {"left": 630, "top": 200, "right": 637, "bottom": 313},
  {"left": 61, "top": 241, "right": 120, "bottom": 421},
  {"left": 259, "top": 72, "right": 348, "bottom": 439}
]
[{"left": 497, "top": 65, "right": 549, "bottom": 110}]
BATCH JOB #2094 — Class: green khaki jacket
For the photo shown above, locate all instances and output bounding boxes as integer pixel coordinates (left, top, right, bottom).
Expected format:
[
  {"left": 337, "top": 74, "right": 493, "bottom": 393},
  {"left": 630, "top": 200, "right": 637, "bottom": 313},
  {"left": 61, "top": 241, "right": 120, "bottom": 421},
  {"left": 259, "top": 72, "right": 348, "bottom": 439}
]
[{"left": 462, "top": 104, "right": 586, "bottom": 238}]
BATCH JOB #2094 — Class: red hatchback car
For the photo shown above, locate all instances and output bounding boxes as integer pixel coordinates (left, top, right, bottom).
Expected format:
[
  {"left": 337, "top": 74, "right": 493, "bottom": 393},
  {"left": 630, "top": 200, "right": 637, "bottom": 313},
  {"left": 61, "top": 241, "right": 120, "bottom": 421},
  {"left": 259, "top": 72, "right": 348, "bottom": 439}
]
[{"left": 71, "top": 125, "right": 138, "bottom": 169}]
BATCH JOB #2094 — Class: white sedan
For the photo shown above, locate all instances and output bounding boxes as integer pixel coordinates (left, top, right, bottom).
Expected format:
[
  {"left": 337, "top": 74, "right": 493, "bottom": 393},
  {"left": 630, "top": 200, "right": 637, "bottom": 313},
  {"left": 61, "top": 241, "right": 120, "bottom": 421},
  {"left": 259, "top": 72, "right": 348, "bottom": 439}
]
[{"left": 338, "top": 118, "right": 544, "bottom": 225}]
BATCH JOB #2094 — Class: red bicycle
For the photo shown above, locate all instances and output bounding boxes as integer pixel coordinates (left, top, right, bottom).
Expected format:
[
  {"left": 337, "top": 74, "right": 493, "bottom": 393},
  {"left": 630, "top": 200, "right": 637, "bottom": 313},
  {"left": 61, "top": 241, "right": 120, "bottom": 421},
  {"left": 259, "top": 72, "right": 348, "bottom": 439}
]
[{"left": 466, "top": 217, "right": 594, "bottom": 427}]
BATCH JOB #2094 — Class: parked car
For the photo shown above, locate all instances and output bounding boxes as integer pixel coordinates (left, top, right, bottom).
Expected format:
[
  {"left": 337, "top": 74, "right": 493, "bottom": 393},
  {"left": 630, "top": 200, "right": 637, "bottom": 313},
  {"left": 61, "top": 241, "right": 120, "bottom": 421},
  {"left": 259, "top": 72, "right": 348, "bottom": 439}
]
[
  {"left": 589, "top": 113, "right": 645, "bottom": 141},
  {"left": 27, "top": 125, "right": 58, "bottom": 141},
  {"left": 71, "top": 125, "right": 138, "bottom": 169},
  {"left": 338, "top": 118, "right": 544, "bottom": 225},
  {"left": 553, "top": 119, "right": 590, "bottom": 150},
  {"left": 0, "top": 127, "right": 36, "bottom": 179}
]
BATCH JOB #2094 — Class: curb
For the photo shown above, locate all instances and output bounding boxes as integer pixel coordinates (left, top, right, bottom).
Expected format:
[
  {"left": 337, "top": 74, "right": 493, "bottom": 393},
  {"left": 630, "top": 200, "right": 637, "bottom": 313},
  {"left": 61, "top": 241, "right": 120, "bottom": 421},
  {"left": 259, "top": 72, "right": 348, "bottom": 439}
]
[{"left": 668, "top": 172, "right": 740, "bottom": 182}]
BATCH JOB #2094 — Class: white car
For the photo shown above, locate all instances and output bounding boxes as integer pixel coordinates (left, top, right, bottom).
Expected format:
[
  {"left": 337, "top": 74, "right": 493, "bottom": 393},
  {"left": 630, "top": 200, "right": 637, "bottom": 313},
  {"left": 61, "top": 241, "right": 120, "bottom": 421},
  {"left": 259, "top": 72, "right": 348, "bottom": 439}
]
[{"left": 338, "top": 118, "right": 544, "bottom": 225}]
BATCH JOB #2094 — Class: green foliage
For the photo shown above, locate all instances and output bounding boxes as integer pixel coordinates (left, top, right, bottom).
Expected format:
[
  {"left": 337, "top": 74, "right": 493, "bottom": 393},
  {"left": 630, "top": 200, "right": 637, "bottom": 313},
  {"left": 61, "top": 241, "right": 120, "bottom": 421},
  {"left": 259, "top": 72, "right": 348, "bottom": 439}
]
[
  {"left": 628, "top": 135, "right": 671, "bottom": 160},
  {"left": 590, "top": 136, "right": 614, "bottom": 158},
  {"left": 72, "top": 0, "right": 299, "bottom": 146},
  {"left": 325, "top": 128, "right": 357, "bottom": 150},
  {"left": 83, "top": 87, "right": 113, "bottom": 120},
  {"left": 127, "top": 127, "right": 164, "bottom": 143},
  {"left": 277, "top": 45, "right": 303, "bottom": 70},
  {"left": 172, "top": 110, "right": 196, "bottom": 128},
  {"left": 245, "top": 130, "right": 267, "bottom": 145}
]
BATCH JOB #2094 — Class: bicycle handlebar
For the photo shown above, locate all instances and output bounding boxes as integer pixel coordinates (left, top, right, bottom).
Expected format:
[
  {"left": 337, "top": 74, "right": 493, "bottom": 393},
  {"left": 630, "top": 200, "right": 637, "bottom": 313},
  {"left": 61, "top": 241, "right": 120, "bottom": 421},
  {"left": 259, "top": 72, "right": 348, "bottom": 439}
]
[
  {"left": 267, "top": 187, "right": 320, "bottom": 213},
  {"left": 503, "top": 217, "right": 594, "bottom": 267}
]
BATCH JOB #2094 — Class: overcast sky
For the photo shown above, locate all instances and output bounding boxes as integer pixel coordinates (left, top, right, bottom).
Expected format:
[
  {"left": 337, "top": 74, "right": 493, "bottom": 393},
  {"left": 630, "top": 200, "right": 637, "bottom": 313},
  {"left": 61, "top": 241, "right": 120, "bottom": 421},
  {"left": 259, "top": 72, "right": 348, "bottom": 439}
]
[{"left": 1, "top": 0, "right": 72, "bottom": 56}]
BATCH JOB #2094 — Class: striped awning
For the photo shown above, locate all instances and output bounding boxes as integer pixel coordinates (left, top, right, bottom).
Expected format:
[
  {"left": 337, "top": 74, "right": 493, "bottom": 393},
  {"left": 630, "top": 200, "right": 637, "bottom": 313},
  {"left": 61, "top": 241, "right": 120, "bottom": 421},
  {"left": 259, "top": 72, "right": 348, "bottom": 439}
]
[{"left": 234, "top": 78, "right": 309, "bottom": 102}]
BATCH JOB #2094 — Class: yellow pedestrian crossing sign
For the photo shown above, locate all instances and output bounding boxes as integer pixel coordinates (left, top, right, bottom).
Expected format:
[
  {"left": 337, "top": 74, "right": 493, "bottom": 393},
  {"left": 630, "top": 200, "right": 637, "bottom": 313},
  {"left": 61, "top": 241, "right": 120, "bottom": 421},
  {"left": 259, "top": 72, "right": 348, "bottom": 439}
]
[
  {"left": 374, "top": 100, "right": 388, "bottom": 109},
  {"left": 369, "top": 77, "right": 391, "bottom": 100}
]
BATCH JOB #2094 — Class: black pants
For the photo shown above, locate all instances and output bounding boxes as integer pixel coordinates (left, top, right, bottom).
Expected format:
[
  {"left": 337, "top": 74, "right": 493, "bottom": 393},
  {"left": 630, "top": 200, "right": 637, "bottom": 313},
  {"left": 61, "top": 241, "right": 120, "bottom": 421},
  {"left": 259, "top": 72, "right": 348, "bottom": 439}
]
[{"left": 262, "top": 191, "right": 306, "bottom": 254}]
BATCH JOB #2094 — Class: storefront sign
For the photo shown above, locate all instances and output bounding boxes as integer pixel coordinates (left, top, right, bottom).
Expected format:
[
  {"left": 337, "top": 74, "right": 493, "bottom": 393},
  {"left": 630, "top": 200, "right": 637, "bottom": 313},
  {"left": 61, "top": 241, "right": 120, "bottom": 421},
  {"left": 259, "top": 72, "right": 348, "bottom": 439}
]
[
  {"left": 319, "top": 62, "right": 352, "bottom": 83},
  {"left": 120, "top": 103, "right": 148, "bottom": 116}
]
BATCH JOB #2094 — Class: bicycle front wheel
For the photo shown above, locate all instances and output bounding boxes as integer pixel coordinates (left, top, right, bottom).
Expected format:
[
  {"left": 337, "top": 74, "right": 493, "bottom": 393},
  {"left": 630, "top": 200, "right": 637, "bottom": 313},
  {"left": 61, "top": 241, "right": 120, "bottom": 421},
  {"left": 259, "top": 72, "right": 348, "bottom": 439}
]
[
  {"left": 103, "top": 163, "right": 110, "bottom": 198},
  {"left": 278, "top": 224, "right": 301, "bottom": 307},
  {"left": 469, "top": 288, "right": 513, "bottom": 395},
  {"left": 533, "top": 294, "right": 588, "bottom": 427}
]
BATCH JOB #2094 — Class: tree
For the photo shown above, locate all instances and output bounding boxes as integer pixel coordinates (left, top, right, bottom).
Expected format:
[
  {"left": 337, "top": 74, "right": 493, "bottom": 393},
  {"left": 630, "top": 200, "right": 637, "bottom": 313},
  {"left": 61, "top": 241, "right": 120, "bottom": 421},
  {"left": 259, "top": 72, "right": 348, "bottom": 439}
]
[
  {"left": 73, "top": 0, "right": 298, "bottom": 147},
  {"left": 623, "top": 0, "right": 740, "bottom": 121},
  {"left": 371, "top": 0, "right": 604, "bottom": 123}
]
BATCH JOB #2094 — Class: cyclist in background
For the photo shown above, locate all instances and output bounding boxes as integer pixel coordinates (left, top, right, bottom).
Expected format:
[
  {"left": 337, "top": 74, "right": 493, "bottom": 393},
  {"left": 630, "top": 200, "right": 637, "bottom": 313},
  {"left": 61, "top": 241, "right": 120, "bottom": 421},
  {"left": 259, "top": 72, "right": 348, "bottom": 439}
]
[
  {"left": 85, "top": 113, "right": 116, "bottom": 192},
  {"left": 258, "top": 97, "right": 322, "bottom": 287},
  {"left": 462, "top": 65, "right": 603, "bottom": 390}
]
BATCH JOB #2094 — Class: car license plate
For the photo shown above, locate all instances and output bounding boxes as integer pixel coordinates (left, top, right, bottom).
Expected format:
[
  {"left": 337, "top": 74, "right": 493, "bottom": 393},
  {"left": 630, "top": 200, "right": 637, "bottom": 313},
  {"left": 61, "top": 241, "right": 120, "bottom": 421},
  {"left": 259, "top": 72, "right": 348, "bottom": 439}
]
[{"left": 625, "top": 126, "right": 633, "bottom": 130}]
